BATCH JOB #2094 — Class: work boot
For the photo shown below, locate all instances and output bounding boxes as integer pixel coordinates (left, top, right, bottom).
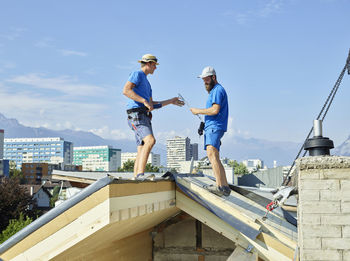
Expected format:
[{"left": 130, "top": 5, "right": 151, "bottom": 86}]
[
  {"left": 221, "top": 186, "right": 231, "bottom": 197},
  {"left": 132, "top": 173, "right": 145, "bottom": 181},
  {"left": 204, "top": 184, "right": 224, "bottom": 197}
]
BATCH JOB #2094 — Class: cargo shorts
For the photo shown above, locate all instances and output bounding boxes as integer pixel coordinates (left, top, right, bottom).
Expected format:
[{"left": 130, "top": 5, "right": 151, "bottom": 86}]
[{"left": 127, "top": 112, "right": 153, "bottom": 146}]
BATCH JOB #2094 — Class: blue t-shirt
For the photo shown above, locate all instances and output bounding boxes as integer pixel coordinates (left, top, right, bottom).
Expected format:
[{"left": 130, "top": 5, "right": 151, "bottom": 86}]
[
  {"left": 126, "top": 70, "right": 153, "bottom": 109},
  {"left": 204, "top": 83, "right": 228, "bottom": 132}
]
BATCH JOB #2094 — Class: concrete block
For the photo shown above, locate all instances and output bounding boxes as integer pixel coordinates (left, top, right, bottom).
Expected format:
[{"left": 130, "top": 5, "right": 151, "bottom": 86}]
[
  {"left": 322, "top": 238, "right": 350, "bottom": 249},
  {"left": 163, "top": 219, "right": 196, "bottom": 248},
  {"left": 341, "top": 180, "right": 350, "bottom": 190},
  {"left": 154, "top": 252, "right": 198, "bottom": 261},
  {"left": 320, "top": 190, "right": 342, "bottom": 201},
  {"left": 303, "top": 238, "right": 321, "bottom": 249},
  {"left": 202, "top": 223, "right": 235, "bottom": 249},
  {"left": 343, "top": 250, "right": 350, "bottom": 261},
  {"left": 206, "top": 255, "right": 232, "bottom": 261},
  {"left": 302, "top": 249, "right": 341, "bottom": 260},
  {"left": 301, "top": 213, "right": 321, "bottom": 224},
  {"left": 299, "top": 180, "right": 340, "bottom": 190},
  {"left": 299, "top": 190, "right": 320, "bottom": 201},
  {"left": 341, "top": 202, "right": 350, "bottom": 213},
  {"left": 301, "top": 201, "right": 340, "bottom": 214},
  {"left": 343, "top": 226, "right": 350, "bottom": 238},
  {"left": 321, "top": 214, "right": 350, "bottom": 225},
  {"left": 300, "top": 169, "right": 320, "bottom": 180},
  {"left": 302, "top": 225, "right": 341, "bottom": 238},
  {"left": 321, "top": 169, "right": 350, "bottom": 180}
]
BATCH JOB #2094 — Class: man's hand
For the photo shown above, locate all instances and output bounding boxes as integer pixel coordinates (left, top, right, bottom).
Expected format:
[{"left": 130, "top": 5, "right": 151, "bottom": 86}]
[
  {"left": 143, "top": 100, "right": 154, "bottom": 111},
  {"left": 190, "top": 108, "right": 201, "bottom": 115},
  {"left": 171, "top": 97, "right": 184, "bottom": 106}
]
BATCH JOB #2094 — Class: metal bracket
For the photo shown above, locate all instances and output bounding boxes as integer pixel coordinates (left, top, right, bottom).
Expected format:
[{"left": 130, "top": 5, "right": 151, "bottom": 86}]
[{"left": 245, "top": 244, "right": 254, "bottom": 253}]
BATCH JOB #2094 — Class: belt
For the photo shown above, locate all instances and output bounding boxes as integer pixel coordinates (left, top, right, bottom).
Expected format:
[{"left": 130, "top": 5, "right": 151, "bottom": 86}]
[{"left": 126, "top": 107, "right": 149, "bottom": 114}]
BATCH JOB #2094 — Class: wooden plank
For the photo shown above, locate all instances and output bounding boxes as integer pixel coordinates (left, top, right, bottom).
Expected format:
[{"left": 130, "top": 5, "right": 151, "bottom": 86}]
[
  {"left": 51, "top": 174, "right": 96, "bottom": 184},
  {"left": 176, "top": 179, "right": 261, "bottom": 231},
  {"left": 176, "top": 191, "right": 292, "bottom": 261},
  {"left": 109, "top": 181, "right": 175, "bottom": 197},
  {"left": 227, "top": 246, "right": 256, "bottom": 261},
  {"left": 256, "top": 219, "right": 297, "bottom": 250},
  {"left": 256, "top": 232, "right": 295, "bottom": 260},
  {"left": 3, "top": 182, "right": 176, "bottom": 260}
]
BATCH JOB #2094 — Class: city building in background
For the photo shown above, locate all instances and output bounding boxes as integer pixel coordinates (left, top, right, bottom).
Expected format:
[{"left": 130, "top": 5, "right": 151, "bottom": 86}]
[
  {"left": 166, "top": 136, "right": 198, "bottom": 170},
  {"left": 22, "top": 163, "right": 82, "bottom": 184},
  {"left": 0, "top": 159, "right": 9, "bottom": 177},
  {"left": 0, "top": 129, "right": 4, "bottom": 159},
  {"left": 73, "top": 146, "right": 121, "bottom": 171},
  {"left": 4, "top": 137, "right": 73, "bottom": 169},
  {"left": 121, "top": 152, "right": 161, "bottom": 167},
  {"left": 0, "top": 130, "right": 8, "bottom": 177},
  {"left": 242, "top": 159, "right": 265, "bottom": 173}
]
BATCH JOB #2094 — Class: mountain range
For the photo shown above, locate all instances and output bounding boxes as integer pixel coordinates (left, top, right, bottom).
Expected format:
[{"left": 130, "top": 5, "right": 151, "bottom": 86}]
[{"left": 1, "top": 113, "right": 348, "bottom": 167}]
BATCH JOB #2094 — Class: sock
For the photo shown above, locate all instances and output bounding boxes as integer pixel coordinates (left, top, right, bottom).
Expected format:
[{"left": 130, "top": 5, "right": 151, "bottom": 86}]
[{"left": 136, "top": 173, "right": 144, "bottom": 178}]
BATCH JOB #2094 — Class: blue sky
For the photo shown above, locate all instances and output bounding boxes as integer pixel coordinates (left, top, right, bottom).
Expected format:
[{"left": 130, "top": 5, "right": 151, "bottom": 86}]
[{"left": 0, "top": 0, "right": 349, "bottom": 154}]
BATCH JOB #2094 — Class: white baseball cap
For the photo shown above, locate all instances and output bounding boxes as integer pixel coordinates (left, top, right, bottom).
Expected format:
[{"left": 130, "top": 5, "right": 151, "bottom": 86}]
[{"left": 198, "top": 66, "right": 216, "bottom": 78}]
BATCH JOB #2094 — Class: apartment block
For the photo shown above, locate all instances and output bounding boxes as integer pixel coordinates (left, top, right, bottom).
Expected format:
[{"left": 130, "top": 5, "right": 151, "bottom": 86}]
[
  {"left": 166, "top": 136, "right": 198, "bottom": 170},
  {"left": 4, "top": 137, "right": 73, "bottom": 169},
  {"left": 0, "top": 129, "right": 4, "bottom": 159},
  {"left": 22, "top": 162, "right": 82, "bottom": 184},
  {"left": 121, "top": 152, "right": 161, "bottom": 167},
  {"left": 242, "top": 159, "right": 264, "bottom": 172},
  {"left": 73, "top": 146, "right": 121, "bottom": 171}
]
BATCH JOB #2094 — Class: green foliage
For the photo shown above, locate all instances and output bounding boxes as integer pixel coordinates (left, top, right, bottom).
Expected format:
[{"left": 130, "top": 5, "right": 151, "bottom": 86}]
[
  {"left": 117, "top": 160, "right": 159, "bottom": 173},
  {"left": 145, "top": 163, "right": 159, "bottom": 172},
  {"left": 9, "top": 168, "right": 25, "bottom": 184},
  {"left": 117, "top": 159, "right": 135, "bottom": 172},
  {"left": 0, "top": 177, "right": 33, "bottom": 232},
  {"left": 228, "top": 160, "right": 249, "bottom": 175},
  {"left": 0, "top": 213, "right": 33, "bottom": 244},
  {"left": 50, "top": 186, "right": 61, "bottom": 207}
]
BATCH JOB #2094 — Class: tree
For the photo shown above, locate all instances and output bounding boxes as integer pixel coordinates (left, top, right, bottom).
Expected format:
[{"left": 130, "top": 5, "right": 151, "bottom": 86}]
[
  {"left": 229, "top": 160, "right": 249, "bottom": 175},
  {"left": 0, "top": 213, "right": 33, "bottom": 244},
  {"left": 117, "top": 160, "right": 135, "bottom": 172},
  {"left": 50, "top": 186, "right": 61, "bottom": 207},
  {"left": 117, "top": 160, "right": 159, "bottom": 173},
  {"left": 9, "top": 168, "right": 25, "bottom": 184},
  {"left": 145, "top": 163, "right": 159, "bottom": 172},
  {"left": 0, "top": 177, "right": 33, "bottom": 232}
]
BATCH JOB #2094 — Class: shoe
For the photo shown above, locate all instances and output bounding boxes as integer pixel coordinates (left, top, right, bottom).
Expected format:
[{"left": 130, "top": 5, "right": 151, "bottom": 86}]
[
  {"left": 204, "top": 184, "right": 224, "bottom": 197},
  {"left": 132, "top": 173, "right": 145, "bottom": 181},
  {"left": 221, "top": 186, "right": 231, "bottom": 197}
]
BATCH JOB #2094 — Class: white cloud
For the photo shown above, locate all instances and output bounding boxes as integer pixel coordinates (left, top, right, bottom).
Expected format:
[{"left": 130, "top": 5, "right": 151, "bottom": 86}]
[
  {"left": 223, "top": 0, "right": 284, "bottom": 25},
  {"left": 115, "top": 62, "right": 138, "bottom": 71},
  {"left": 0, "top": 27, "right": 26, "bottom": 41},
  {"left": 0, "top": 61, "right": 16, "bottom": 73},
  {"left": 59, "top": 49, "right": 87, "bottom": 57},
  {"left": 34, "top": 37, "right": 54, "bottom": 48},
  {"left": 6, "top": 73, "right": 105, "bottom": 96},
  {"left": 89, "top": 125, "right": 134, "bottom": 140},
  {"left": 0, "top": 84, "right": 108, "bottom": 131},
  {"left": 259, "top": 0, "right": 283, "bottom": 17},
  {"left": 155, "top": 128, "right": 193, "bottom": 144}
]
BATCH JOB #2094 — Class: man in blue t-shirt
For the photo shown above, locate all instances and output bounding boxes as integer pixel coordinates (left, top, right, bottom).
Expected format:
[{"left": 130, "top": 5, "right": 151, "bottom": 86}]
[
  {"left": 190, "top": 66, "right": 230, "bottom": 197},
  {"left": 123, "top": 54, "right": 184, "bottom": 179}
]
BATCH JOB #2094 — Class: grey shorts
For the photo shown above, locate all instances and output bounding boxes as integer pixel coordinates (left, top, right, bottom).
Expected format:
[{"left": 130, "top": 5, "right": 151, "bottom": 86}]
[{"left": 127, "top": 112, "right": 153, "bottom": 146}]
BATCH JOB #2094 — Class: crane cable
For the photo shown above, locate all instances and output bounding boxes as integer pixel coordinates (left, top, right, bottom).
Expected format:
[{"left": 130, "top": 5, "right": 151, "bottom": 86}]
[{"left": 282, "top": 49, "right": 350, "bottom": 186}]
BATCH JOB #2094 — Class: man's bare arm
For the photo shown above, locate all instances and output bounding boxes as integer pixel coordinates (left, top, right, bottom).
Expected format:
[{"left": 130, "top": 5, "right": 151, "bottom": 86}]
[
  {"left": 190, "top": 104, "right": 220, "bottom": 116},
  {"left": 123, "top": 81, "right": 153, "bottom": 111}
]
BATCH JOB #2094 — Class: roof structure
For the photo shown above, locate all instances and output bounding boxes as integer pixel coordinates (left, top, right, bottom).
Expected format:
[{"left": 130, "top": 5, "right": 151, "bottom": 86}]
[{"left": 0, "top": 170, "right": 298, "bottom": 261}]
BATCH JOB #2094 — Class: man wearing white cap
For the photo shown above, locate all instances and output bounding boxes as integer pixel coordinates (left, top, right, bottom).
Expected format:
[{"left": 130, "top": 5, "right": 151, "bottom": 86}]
[
  {"left": 123, "top": 54, "right": 184, "bottom": 179},
  {"left": 190, "top": 66, "right": 230, "bottom": 197}
]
